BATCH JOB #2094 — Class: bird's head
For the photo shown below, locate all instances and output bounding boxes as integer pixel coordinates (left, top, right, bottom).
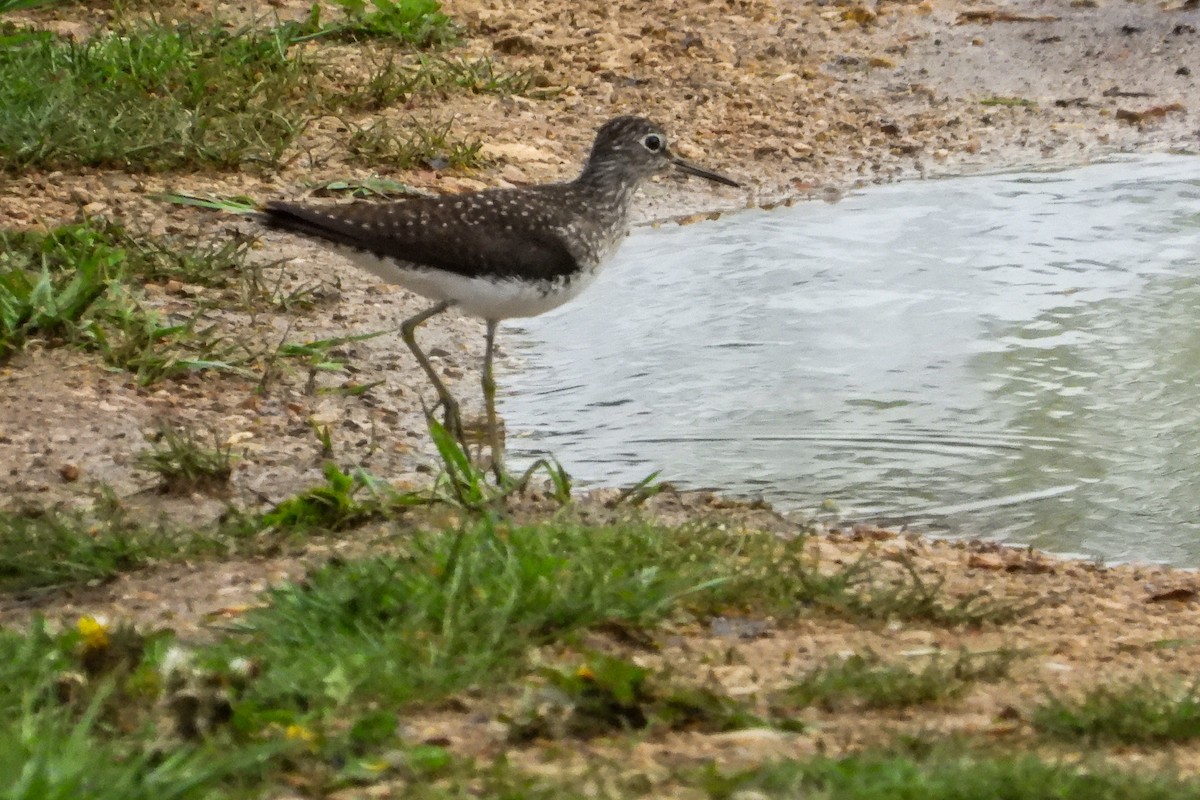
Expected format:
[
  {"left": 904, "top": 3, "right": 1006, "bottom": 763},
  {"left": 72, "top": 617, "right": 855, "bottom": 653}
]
[{"left": 583, "top": 116, "right": 740, "bottom": 189}]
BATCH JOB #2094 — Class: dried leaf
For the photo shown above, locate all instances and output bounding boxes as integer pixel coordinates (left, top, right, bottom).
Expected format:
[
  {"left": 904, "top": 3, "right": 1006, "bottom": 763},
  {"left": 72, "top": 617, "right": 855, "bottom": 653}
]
[{"left": 1115, "top": 104, "right": 1186, "bottom": 125}]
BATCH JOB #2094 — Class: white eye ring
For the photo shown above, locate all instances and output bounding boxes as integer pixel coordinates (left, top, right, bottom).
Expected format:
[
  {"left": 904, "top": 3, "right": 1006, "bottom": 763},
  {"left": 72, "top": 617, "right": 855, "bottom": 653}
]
[{"left": 642, "top": 134, "right": 664, "bottom": 152}]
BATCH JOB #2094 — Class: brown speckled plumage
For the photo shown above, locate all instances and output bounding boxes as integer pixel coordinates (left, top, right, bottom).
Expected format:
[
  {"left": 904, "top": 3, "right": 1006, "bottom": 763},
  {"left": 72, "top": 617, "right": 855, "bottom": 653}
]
[{"left": 262, "top": 117, "right": 737, "bottom": 292}]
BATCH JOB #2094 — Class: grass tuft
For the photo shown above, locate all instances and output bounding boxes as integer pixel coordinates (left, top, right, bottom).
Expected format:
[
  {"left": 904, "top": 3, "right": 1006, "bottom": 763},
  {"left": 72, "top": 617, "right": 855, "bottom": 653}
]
[
  {"left": 135, "top": 425, "right": 237, "bottom": 495},
  {"left": 777, "top": 648, "right": 1021, "bottom": 711},
  {"left": 701, "top": 752, "right": 1200, "bottom": 799},
  {"left": 335, "top": 55, "right": 540, "bottom": 112},
  {"left": 686, "top": 537, "right": 1034, "bottom": 627},
  {"left": 0, "top": 490, "right": 302, "bottom": 593},
  {"left": 0, "top": 220, "right": 255, "bottom": 382},
  {"left": 0, "top": 222, "right": 118, "bottom": 361},
  {"left": 323, "top": 0, "right": 456, "bottom": 46},
  {"left": 118, "top": 229, "right": 260, "bottom": 290},
  {"left": 0, "top": 500, "right": 177, "bottom": 592},
  {"left": 346, "top": 117, "right": 484, "bottom": 170},
  {"left": 255, "top": 462, "right": 414, "bottom": 532},
  {"left": 1032, "top": 681, "right": 1200, "bottom": 744}
]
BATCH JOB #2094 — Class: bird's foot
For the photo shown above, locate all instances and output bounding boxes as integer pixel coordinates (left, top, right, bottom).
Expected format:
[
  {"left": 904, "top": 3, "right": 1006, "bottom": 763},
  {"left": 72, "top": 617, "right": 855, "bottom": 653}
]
[{"left": 458, "top": 414, "right": 507, "bottom": 482}]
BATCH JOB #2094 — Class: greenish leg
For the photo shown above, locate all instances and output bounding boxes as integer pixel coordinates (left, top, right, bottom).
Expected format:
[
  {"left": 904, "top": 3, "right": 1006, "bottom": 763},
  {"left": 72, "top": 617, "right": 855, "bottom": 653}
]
[
  {"left": 482, "top": 318, "right": 506, "bottom": 483},
  {"left": 400, "top": 300, "right": 463, "bottom": 441}
]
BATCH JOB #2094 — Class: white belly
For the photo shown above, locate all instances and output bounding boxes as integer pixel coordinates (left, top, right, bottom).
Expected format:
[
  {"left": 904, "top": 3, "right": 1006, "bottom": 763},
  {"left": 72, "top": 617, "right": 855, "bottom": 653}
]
[{"left": 346, "top": 250, "right": 601, "bottom": 320}]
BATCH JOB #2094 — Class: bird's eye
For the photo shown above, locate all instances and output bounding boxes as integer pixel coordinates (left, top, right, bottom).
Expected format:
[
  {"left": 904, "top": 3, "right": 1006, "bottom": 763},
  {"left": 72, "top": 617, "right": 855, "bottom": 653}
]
[{"left": 642, "top": 134, "right": 664, "bottom": 152}]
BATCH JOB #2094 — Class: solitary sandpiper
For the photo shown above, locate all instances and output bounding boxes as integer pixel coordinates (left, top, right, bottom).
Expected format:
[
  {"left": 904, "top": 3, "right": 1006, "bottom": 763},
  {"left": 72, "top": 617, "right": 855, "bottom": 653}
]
[{"left": 261, "top": 115, "right": 740, "bottom": 479}]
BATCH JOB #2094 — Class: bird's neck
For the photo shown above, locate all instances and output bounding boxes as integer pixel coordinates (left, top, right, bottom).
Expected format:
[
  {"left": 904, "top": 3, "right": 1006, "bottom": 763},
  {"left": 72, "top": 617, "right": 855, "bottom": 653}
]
[{"left": 573, "top": 159, "right": 643, "bottom": 213}]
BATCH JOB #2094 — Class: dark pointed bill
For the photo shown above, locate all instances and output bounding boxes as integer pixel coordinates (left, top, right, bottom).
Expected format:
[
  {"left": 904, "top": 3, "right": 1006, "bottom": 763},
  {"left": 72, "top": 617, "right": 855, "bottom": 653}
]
[{"left": 670, "top": 154, "right": 741, "bottom": 188}]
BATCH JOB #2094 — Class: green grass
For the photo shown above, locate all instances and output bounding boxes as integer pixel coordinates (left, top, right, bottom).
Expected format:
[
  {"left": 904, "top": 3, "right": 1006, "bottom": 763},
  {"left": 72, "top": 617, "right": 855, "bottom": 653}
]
[
  {"left": 684, "top": 536, "right": 1034, "bottom": 627},
  {"left": 0, "top": 621, "right": 293, "bottom": 800},
  {"left": 0, "top": 517, "right": 761, "bottom": 795},
  {"left": 206, "top": 516, "right": 1032, "bottom": 721},
  {"left": 701, "top": 752, "right": 1200, "bottom": 799},
  {"left": 777, "top": 647, "right": 1021, "bottom": 711},
  {"left": 5, "top": 619, "right": 1194, "bottom": 800},
  {"left": 320, "top": 0, "right": 456, "bottom": 46},
  {"left": 0, "top": 506, "right": 163, "bottom": 592},
  {"left": 0, "top": 511, "right": 1190, "bottom": 798},
  {"left": 135, "top": 425, "right": 237, "bottom": 495},
  {"left": 3, "top": 213, "right": 265, "bottom": 294},
  {"left": 0, "top": 224, "right": 113, "bottom": 361},
  {"left": 0, "top": 613, "right": 471, "bottom": 797},
  {"left": 2, "top": 710, "right": 278, "bottom": 800},
  {"left": 85, "top": 297, "right": 251, "bottom": 384},
  {"left": 0, "top": 467, "right": 404, "bottom": 593},
  {"left": 0, "top": 495, "right": 260, "bottom": 592},
  {"left": 0, "top": 457, "right": 1038, "bottom": 615},
  {"left": 1033, "top": 681, "right": 1200, "bottom": 744},
  {"left": 0, "top": 9, "right": 534, "bottom": 173},
  {"left": 0, "top": 519, "right": 748, "bottom": 795},
  {"left": 265, "top": 329, "right": 391, "bottom": 395},
  {"left": 214, "top": 521, "right": 730, "bottom": 711},
  {"left": 256, "top": 461, "right": 423, "bottom": 532},
  {"left": 0, "top": 461, "right": 436, "bottom": 593},
  {"left": 333, "top": 54, "right": 540, "bottom": 112},
  {"left": 303, "top": 176, "right": 429, "bottom": 199},
  {"left": 0, "top": 220, "right": 256, "bottom": 381},
  {"left": 115, "top": 229, "right": 261, "bottom": 290},
  {"left": 346, "top": 117, "right": 484, "bottom": 170},
  {"left": 0, "top": 491, "right": 358, "bottom": 595},
  {"left": 401, "top": 55, "right": 541, "bottom": 97},
  {"left": 0, "top": 22, "right": 312, "bottom": 172}
]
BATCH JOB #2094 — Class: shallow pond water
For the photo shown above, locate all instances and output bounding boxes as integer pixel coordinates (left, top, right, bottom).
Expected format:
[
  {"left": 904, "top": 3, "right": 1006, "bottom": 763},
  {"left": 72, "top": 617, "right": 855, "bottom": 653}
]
[{"left": 502, "top": 155, "right": 1200, "bottom": 565}]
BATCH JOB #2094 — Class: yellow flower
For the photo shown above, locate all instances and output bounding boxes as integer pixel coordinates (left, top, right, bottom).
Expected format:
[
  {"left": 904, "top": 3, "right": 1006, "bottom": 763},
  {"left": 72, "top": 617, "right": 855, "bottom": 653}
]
[
  {"left": 285, "top": 724, "right": 319, "bottom": 747},
  {"left": 76, "top": 616, "right": 110, "bottom": 650},
  {"left": 575, "top": 664, "right": 595, "bottom": 681}
]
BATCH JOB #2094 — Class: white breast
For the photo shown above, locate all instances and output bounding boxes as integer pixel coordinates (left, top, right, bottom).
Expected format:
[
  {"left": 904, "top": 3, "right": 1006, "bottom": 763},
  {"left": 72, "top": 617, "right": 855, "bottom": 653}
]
[{"left": 346, "top": 249, "right": 603, "bottom": 320}]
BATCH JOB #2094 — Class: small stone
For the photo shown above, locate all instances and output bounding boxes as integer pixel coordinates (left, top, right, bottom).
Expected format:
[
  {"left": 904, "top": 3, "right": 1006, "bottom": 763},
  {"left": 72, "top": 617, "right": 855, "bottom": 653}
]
[
  {"left": 101, "top": 174, "right": 140, "bottom": 193},
  {"left": 968, "top": 553, "right": 1005, "bottom": 571},
  {"left": 59, "top": 463, "right": 81, "bottom": 482}
]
